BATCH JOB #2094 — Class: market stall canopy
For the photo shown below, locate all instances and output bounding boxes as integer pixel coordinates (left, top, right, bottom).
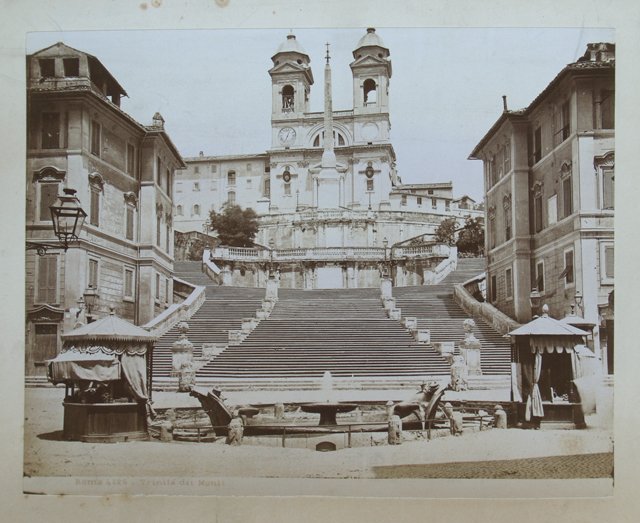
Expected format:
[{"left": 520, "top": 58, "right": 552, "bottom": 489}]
[
  {"left": 508, "top": 313, "right": 589, "bottom": 338},
  {"left": 508, "top": 305, "right": 589, "bottom": 354},
  {"left": 559, "top": 313, "right": 596, "bottom": 331},
  {"left": 48, "top": 350, "right": 120, "bottom": 382},
  {"left": 62, "top": 310, "right": 157, "bottom": 343}
]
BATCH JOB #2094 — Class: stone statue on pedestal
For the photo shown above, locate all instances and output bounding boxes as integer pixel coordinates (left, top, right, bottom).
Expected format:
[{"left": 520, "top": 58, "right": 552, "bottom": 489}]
[
  {"left": 172, "top": 322, "right": 195, "bottom": 391},
  {"left": 450, "top": 354, "right": 469, "bottom": 391},
  {"left": 461, "top": 318, "right": 482, "bottom": 375},
  {"left": 226, "top": 411, "right": 244, "bottom": 445}
]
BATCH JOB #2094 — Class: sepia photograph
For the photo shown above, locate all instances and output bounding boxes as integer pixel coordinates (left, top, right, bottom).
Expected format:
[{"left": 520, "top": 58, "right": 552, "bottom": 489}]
[
  {"left": 22, "top": 24, "right": 616, "bottom": 496},
  {"left": 4, "top": 0, "right": 639, "bottom": 520}
]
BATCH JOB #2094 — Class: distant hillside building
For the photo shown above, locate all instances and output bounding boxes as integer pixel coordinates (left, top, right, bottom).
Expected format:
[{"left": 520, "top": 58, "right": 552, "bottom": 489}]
[
  {"left": 25, "top": 42, "right": 185, "bottom": 376},
  {"left": 469, "top": 43, "right": 615, "bottom": 372}
]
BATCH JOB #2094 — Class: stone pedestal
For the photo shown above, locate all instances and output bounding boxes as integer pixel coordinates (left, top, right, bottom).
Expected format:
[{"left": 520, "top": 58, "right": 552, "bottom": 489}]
[
  {"left": 171, "top": 322, "right": 195, "bottom": 391},
  {"left": 403, "top": 316, "right": 417, "bottom": 331},
  {"left": 241, "top": 318, "right": 255, "bottom": 334},
  {"left": 386, "top": 401, "right": 395, "bottom": 421},
  {"left": 461, "top": 319, "right": 482, "bottom": 375},
  {"left": 388, "top": 415, "right": 402, "bottom": 445},
  {"left": 178, "top": 362, "right": 196, "bottom": 391},
  {"left": 159, "top": 422, "right": 173, "bottom": 442},
  {"left": 220, "top": 267, "right": 233, "bottom": 286},
  {"left": 450, "top": 355, "right": 469, "bottom": 391},
  {"left": 261, "top": 300, "right": 273, "bottom": 312},
  {"left": 494, "top": 404, "right": 507, "bottom": 429},
  {"left": 380, "top": 277, "right": 393, "bottom": 300},
  {"left": 226, "top": 416, "right": 244, "bottom": 445},
  {"left": 444, "top": 402, "right": 464, "bottom": 435},
  {"left": 388, "top": 308, "right": 401, "bottom": 320},
  {"left": 435, "top": 341, "right": 455, "bottom": 362},
  {"left": 228, "top": 330, "right": 245, "bottom": 346},
  {"left": 266, "top": 276, "right": 279, "bottom": 301},
  {"left": 415, "top": 329, "right": 430, "bottom": 344},
  {"left": 383, "top": 297, "right": 396, "bottom": 310},
  {"left": 201, "top": 343, "right": 225, "bottom": 359}
]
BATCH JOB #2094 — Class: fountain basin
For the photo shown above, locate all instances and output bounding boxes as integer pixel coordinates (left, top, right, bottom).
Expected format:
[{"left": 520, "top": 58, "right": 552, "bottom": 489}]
[{"left": 300, "top": 403, "right": 359, "bottom": 426}]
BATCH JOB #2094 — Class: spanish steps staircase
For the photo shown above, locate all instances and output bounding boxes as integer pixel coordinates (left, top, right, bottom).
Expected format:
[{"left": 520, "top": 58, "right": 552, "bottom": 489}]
[
  {"left": 393, "top": 257, "right": 511, "bottom": 375},
  {"left": 153, "top": 257, "right": 511, "bottom": 383}
]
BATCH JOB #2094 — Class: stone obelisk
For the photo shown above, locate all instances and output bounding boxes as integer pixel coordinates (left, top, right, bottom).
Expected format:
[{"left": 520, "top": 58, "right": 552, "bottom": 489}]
[{"left": 316, "top": 43, "right": 341, "bottom": 209}]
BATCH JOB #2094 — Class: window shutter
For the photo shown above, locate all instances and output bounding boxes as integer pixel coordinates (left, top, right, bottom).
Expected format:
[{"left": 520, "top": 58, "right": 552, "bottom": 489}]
[
  {"left": 37, "top": 256, "right": 57, "bottom": 303},
  {"left": 605, "top": 247, "right": 614, "bottom": 278},
  {"left": 39, "top": 183, "right": 59, "bottom": 221},
  {"left": 126, "top": 207, "right": 134, "bottom": 240}
]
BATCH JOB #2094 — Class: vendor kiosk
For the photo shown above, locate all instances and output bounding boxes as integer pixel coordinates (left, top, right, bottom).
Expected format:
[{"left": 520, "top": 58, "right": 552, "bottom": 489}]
[
  {"left": 47, "top": 311, "right": 157, "bottom": 442},
  {"left": 508, "top": 305, "right": 590, "bottom": 428}
]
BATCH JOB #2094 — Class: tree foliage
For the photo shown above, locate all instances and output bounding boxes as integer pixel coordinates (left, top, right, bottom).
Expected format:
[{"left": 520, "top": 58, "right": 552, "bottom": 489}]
[
  {"left": 456, "top": 216, "right": 485, "bottom": 256},
  {"left": 207, "top": 204, "right": 259, "bottom": 247},
  {"left": 434, "top": 217, "right": 458, "bottom": 246}
]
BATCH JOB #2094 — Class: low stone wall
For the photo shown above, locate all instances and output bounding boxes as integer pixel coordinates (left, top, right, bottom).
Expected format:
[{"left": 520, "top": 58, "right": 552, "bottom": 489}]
[
  {"left": 453, "top": 283, "right": 520, "bottom": 336},
  {"left": 202, "top": 249, "right": 222, "bottom": 284},
  {"left": 423, "top": 246, "right": 457, "bottom": 285},
  {"left": 144, "top": 278, "right": 206, "bottom": 337}
]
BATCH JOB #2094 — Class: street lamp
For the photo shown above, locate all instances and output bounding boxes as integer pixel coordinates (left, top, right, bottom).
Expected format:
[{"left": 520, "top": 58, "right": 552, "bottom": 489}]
[
  {"left": 529, "top": 288, "right": 542, "bottom": 318},
  {"left": 77, "top": 285, "right": 100, "bottom": 323},
  {"left": 27, "top": 188, "right": 87, "bottom": 255}
]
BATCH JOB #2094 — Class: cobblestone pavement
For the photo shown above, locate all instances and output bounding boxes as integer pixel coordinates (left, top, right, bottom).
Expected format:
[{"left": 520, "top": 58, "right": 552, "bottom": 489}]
[{"left": 373, "top": 452, "right": 614, "bottom": 479}]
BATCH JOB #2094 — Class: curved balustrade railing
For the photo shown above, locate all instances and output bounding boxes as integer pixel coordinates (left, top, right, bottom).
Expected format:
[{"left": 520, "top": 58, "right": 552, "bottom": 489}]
[{"left": 208, "top": 243, "right": 450, "bottom": 262}]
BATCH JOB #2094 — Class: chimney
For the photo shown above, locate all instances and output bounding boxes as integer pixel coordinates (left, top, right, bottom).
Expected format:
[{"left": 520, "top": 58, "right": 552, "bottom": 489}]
[
  {"left": 199, "top": 151, "right": 204, "bottom": 157},
  {"left": 152, "top": 112, "right": 165, "bottom": 129},
  {"left": 502, "top": 95, "right": 508, "bottom": 112}
]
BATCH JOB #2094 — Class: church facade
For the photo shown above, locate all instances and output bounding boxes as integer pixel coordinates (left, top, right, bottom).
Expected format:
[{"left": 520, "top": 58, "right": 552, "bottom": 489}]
[{"left": 174, "top": 29, "right": 481, "bottom": 289}]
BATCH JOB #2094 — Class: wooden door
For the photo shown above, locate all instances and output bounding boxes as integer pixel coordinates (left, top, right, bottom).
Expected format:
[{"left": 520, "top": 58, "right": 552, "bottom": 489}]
[{"left": 33, "top": 323, "right": 58, "bottom": 375}]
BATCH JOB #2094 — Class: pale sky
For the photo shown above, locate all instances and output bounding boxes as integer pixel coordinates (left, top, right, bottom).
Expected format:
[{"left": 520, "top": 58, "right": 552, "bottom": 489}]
[{"left": 27, "top": 27, "right": 614, "bottom": 201}]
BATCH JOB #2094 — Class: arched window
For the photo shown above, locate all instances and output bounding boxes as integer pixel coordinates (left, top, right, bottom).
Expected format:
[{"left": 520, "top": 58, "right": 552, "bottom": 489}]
[
  {"left": 227, "top": 170, "right": 236, "bottom": 186},
  {"left": 312, "top": 130, "right": 346, "bottom": 148},
  {"left": 228, "top": 191, "right": 236, "bottom": 205},
  {"left": 363, "top": 79, "right": 377, "bottom": 105},
  {"left": 193, "top": 204, "right": 200, "bottom": 216},
  {"left": 177, "top": 205, "right": 183, "bottom": 216},
  {"left": 282, "top": 85, "right": 294, "bottom": 112}
]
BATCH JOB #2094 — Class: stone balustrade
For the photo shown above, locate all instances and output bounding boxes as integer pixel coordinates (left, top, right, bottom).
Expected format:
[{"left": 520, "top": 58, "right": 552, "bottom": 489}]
[
  {"left": 453, "top": 283, "right": 520, "bottom": 336},
  {"left": 144, "top": 278, "right": 206, "bottom": 337},
  {"left": 209, "top": 243, "right": 450, "bottom": 263}
]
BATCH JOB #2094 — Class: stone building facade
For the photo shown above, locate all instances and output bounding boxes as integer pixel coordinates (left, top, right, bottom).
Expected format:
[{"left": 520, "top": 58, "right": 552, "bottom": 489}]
[
  {"left": 469, "top": 43, "right": 615, "bottom": 370},
  {"left": 25, "top": 42, "right": 184, "bottom": 376}
]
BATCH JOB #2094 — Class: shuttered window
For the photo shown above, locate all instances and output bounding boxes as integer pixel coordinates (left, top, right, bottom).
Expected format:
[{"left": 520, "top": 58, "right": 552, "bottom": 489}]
[
  {"left": 124, "top": 268, "right": 134, "bottom": 299},
  {"left": 125, "top": 206, "right": 134, "bottom": 240},
  {"left": 505, "top": 268, "right": 513, "bottom": 298},
  {"left": 603, "top": 168, "right": 614, "bottom": 210},
  {"left": 37, "top": 256, "right": 58, "bottom": 303},
  {"left": 604, "top": 246, "right": 614, "bottom": 279},
  {"left": 39, "top": 183, "right": 59, "bottom": 222},
  {"left": 91, "top": 121, "right": 101, "bottom": 156},
  {"left": 41, "top": 113, "right": 60, "bottom": 149},
  {"left": 88, "top": 258, "right": 98, "bottom": 288},
  {"left": 90, "top": 189, "right": 100, "bottom": 226}
]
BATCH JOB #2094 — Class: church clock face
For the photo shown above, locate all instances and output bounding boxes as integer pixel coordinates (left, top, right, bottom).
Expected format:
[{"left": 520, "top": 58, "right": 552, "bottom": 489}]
[{"left": 278, "top": 127, "right": 296, "bottom": 146}]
